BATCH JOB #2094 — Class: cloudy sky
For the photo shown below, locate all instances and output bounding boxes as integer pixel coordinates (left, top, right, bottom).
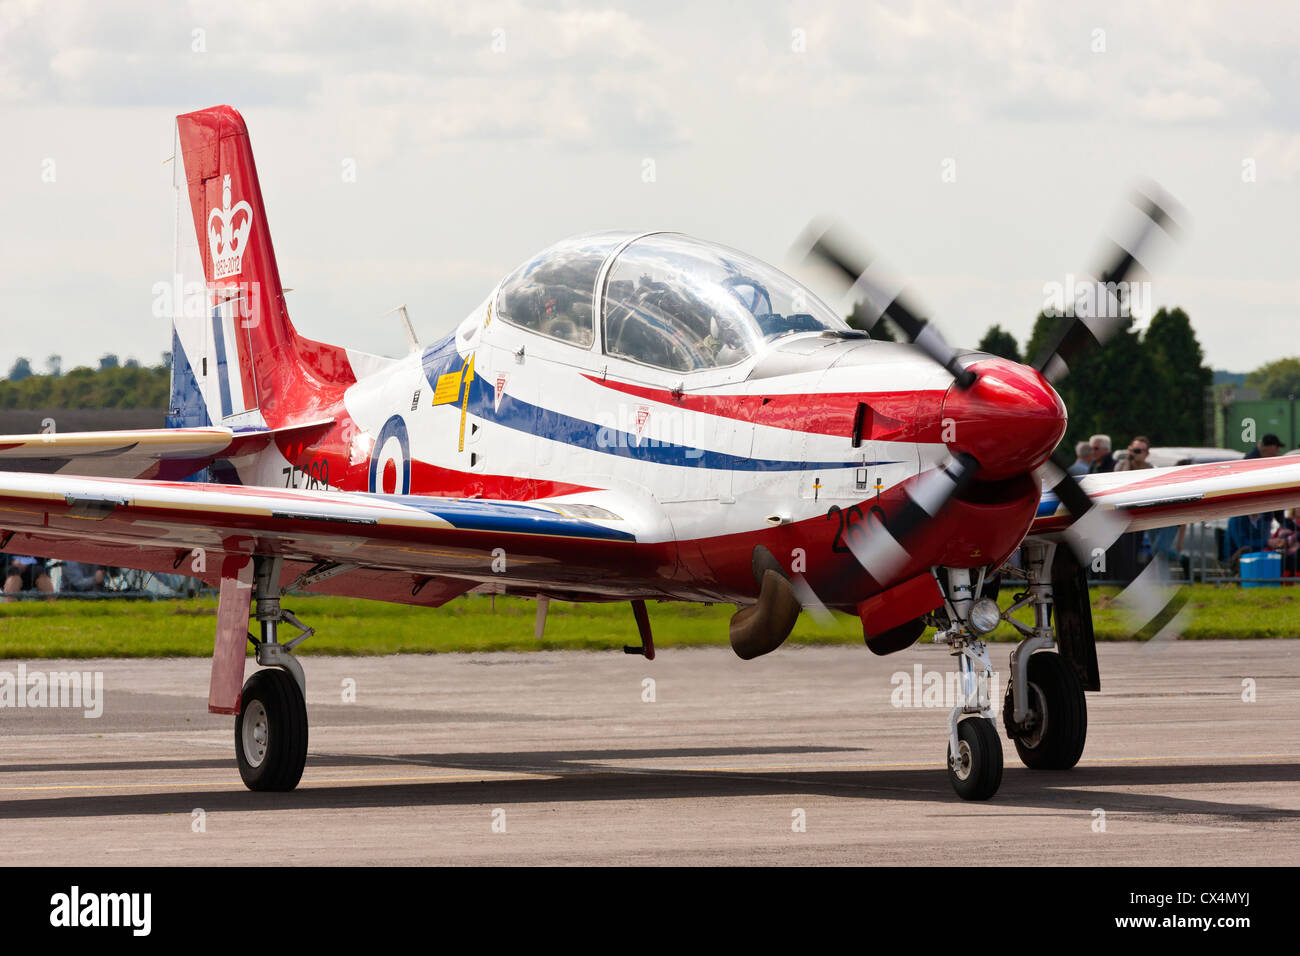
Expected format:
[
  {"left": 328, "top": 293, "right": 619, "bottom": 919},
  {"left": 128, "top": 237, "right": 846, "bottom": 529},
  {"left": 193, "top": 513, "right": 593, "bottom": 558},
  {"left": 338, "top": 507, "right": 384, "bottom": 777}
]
[{"left": 1, "top": 0, "right": 1297, "bottom": 376}]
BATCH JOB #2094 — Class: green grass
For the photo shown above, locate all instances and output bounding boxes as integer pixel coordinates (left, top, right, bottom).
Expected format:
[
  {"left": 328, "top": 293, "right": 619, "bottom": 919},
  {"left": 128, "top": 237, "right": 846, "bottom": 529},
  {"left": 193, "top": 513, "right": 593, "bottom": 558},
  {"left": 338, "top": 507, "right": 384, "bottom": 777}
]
[{"left": 0, "top": 585, "right": 1297, "bottom": 659}]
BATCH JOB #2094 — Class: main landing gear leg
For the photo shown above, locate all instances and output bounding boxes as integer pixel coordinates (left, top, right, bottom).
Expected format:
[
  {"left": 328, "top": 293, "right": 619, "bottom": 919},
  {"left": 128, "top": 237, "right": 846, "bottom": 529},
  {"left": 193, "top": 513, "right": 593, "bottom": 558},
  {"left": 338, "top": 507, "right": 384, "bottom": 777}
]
[
  {"left": 934, "top": 567, "right": 1003, "bottom": 800},
  {"left": 235, "top": 556, "right": 314, "bottom": 791},
  {"left": 999, "top": 542, "right": 1088, "bottom": 770}
]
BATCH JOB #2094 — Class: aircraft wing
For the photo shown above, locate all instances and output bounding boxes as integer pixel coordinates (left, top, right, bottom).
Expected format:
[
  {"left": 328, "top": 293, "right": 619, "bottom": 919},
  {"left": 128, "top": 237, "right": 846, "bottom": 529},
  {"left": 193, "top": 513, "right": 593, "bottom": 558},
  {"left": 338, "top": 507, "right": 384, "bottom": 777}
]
[
  {"left": 0, "top": 420, "right": 333, "bottom": 480},
  {"left": 0, "top": 471, "right": 658, "bottom": 607},
  {"left": 1029, "top": 456, "right": 1300, "bottom": 538}
]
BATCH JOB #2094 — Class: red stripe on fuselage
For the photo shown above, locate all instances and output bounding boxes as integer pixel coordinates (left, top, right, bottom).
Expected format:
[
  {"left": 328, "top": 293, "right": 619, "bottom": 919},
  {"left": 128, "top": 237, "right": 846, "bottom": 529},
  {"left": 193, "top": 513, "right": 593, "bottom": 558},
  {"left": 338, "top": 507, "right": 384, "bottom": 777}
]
[
  {"left": 582, "top": 375, "right": 946, "bottom": 443},
  {"left": 409, "top": 458, "right": 598, "bottom": 499}
]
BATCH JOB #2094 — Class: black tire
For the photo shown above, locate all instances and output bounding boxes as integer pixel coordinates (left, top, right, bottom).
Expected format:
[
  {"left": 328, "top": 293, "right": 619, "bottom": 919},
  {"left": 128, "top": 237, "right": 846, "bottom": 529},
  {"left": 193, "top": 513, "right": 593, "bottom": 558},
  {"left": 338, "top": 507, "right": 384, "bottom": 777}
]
[
  {"left": 235, "top": 669, "right": 308, "bottom": 791},
  {"left": 947, "top": 716, "right": 1003, "bottom": 800},
  {"left": 1008, "top": 651, "right": 1087, "bottom": 770}
]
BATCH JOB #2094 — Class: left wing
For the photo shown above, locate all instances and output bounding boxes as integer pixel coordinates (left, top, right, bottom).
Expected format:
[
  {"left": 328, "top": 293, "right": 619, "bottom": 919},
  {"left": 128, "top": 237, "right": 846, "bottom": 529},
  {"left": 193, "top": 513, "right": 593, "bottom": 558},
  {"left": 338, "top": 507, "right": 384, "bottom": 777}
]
[
  {"left": 0, "top": 471, "right": 668, "bottom": 606},
  {"left": 1030, "top": 456, "right": 1300, "bottom": 538}
]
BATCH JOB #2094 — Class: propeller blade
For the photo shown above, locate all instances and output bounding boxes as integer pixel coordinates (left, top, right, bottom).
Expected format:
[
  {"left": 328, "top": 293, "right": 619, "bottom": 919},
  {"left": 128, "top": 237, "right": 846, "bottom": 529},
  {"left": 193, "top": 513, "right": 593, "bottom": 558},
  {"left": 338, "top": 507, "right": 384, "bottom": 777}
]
[
  {"left": 804, "top": 225, "right": 977, "bottom": 388},
  {"left": 844, "top": 453, "right": 980, "bottom": 585},
  {"left": 1035, "top": 457, "right": 1126, "bottom": 563},
  {"left": 1033, "top": 185, "right": 1183, "bottom": 384},
  {"left": 1115, "top": 555, "right": 1192, "bottom": 641},
  {"left": 789, "top": 573, "right": 836, "bottom": 628}
]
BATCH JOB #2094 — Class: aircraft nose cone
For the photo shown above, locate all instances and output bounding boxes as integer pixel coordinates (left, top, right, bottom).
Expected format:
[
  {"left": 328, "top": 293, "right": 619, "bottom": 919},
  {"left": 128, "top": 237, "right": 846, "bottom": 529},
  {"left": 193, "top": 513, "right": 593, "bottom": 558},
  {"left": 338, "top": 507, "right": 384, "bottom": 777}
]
[{"left": 940, "top": 358, "right": 1067, "bottom": 480}]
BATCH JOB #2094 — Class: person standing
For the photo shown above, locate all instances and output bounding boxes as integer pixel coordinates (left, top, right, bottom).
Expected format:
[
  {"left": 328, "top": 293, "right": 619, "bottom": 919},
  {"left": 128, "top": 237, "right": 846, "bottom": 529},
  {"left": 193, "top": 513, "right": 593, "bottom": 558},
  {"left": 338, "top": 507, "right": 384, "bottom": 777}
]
[
  {"left": 1088, "top": 434, "right": 1115, "bottom": 473},
  {"left": 1243, "top": 434, "right": 1287, "bottom": 523},
  {"left": 1067, "top": 440, "right": 1092, "bottom": 476},
  {"left": 1114, "top": 436, "right": 1153, "bottom": 471},
  {"left": 1244, "top": 433, "right": 1284, "bottom": 459},
  {"left": 1105, "top": 436, "right": 1152, "bottom": 582}
]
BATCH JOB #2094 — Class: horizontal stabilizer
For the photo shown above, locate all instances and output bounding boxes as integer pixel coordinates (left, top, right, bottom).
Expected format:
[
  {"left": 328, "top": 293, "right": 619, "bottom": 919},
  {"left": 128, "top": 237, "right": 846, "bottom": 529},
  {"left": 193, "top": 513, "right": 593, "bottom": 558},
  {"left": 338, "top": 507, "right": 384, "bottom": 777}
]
[{"left": 0, "top": 419, "right": 333, "bottom": 480}]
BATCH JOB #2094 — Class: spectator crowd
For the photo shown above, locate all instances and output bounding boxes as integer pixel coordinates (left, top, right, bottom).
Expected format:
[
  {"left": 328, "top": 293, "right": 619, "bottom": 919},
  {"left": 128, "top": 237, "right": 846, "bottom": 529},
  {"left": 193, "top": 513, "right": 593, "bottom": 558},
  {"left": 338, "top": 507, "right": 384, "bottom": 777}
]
[
  {"left": 1067, "top": 431, "right": 1295, "bottom": 582},
  {"left": 2, "top": 555, "right": 110, "bottom": 601}
]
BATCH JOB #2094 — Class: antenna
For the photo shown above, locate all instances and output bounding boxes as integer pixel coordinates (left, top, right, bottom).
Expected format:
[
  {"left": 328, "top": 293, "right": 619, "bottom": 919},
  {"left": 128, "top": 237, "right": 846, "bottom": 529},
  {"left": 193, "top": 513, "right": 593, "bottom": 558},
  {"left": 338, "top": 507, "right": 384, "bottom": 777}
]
[{"left": 382, "top": 304, "right": 420, "bottom": 353}]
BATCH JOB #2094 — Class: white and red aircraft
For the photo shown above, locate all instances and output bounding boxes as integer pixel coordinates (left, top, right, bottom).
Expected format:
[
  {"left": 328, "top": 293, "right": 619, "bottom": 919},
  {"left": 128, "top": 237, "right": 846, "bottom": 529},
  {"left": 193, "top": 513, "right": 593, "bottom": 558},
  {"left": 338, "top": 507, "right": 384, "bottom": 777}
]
[{"left": 3, "top": 105, "right": 1298, "bottom": 799}]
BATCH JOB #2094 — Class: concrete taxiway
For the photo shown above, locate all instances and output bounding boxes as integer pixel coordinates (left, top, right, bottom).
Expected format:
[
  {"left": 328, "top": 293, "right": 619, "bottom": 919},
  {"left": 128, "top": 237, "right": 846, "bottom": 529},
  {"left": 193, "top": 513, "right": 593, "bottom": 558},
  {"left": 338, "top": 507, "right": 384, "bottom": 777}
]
[{"left": 1, "top": 641, "right": 1297, "bottom": 865}]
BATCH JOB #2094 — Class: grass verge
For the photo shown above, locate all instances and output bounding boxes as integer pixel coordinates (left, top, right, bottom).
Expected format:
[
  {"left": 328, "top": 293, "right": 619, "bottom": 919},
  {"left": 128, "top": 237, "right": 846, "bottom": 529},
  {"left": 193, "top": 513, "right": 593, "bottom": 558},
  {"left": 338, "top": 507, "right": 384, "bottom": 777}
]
[{"left": 0, "top": 585, "right": 1297, "bottom": 658}]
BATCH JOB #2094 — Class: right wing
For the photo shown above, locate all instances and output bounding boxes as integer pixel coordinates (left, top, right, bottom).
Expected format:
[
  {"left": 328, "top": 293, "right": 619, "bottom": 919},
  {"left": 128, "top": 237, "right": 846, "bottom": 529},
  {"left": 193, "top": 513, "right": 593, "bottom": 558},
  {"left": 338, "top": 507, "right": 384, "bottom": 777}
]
[{"left": 1029, "top": 456, "right": 1300, "bottom": 538}]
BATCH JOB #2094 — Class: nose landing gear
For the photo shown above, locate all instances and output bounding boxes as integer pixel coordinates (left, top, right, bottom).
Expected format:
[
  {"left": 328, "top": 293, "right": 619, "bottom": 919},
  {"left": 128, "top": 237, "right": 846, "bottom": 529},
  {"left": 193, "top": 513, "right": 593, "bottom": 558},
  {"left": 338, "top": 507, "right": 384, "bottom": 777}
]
[
  {"left": 934, "top": 567, "right": 1003, "bottom": 800},
  {"left": 934, "top": 540, "right": 1091, "bottom": 800},
  {"left": 948, "top": 708, "right": 1003, "bottom": 800}
]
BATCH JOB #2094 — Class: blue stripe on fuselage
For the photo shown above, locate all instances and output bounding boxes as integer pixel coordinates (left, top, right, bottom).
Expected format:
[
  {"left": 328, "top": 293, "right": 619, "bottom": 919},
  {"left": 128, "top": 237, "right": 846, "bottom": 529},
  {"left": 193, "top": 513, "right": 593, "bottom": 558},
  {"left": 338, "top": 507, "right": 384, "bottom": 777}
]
[
  {"left": 420, "top": 337, "right": 892, "bottom": 472},
  {"left": 371, "top": 492, "right": 636, "bottom": 541}
]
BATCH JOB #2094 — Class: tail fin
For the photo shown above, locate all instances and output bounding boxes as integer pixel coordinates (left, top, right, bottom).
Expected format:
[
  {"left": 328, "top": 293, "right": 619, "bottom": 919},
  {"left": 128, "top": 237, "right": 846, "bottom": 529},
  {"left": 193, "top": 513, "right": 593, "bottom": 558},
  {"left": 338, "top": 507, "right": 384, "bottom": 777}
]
[{"left": 167, "top": 105, "right": 355, "bottom": 430}]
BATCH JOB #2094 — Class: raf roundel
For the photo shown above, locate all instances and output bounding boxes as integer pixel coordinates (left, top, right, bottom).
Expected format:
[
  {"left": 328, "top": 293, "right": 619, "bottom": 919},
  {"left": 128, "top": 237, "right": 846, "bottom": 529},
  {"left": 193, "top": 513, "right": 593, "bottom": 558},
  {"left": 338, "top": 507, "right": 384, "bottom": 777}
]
[{"left": 368, "top": 415, "right": 411, "bottom": 496}]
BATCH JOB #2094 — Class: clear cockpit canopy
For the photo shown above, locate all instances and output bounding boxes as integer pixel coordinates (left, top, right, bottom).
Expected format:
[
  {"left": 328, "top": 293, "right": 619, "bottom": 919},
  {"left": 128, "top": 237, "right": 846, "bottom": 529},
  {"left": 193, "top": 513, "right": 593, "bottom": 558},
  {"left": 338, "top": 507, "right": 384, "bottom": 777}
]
[
  {"left": 494, "top": 231, "right": 849, "bottom": 372},
  {"left": 494, "top": 232, "right": 627, "bottom": 348},
  {"left": 602, "top": 234, "right": 848, "bottom": 372}
]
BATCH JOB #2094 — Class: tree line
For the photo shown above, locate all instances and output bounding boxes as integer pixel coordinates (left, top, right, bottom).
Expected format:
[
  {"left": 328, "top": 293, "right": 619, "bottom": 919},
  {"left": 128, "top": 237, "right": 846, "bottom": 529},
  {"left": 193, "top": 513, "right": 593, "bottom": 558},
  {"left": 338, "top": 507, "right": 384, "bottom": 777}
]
[{"left": 0, "top": 354, "right": 171, "bottom": 410}]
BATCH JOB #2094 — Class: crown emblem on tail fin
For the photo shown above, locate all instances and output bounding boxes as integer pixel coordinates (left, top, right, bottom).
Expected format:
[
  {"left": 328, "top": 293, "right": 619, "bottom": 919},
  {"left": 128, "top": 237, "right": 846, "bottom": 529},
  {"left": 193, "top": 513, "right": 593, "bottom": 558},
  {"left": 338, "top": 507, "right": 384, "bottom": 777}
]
[{"left": 207, "top": 174, "right": 254, "bottom": 280}]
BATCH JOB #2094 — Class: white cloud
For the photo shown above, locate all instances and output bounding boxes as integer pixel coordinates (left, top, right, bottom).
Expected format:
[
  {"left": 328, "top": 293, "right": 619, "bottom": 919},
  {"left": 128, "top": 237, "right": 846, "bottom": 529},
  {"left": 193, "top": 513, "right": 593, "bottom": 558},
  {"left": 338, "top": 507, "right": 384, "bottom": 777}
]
[{"left": 1, "top": 0, "right": 1297, "bottom": 376}]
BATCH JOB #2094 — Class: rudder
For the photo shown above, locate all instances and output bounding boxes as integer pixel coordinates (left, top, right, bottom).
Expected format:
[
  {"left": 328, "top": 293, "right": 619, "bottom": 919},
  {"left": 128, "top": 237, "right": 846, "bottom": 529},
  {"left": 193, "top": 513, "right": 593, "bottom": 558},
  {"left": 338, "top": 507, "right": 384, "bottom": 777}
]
[{"left": 168, "top": 105, "right": 355, "bottom": 431}]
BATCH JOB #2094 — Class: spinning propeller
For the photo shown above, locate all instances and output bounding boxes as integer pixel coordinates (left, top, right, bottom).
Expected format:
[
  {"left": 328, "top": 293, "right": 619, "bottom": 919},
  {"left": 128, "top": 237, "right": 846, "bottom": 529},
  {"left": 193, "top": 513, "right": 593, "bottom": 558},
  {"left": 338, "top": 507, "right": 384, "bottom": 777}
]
[{"left": 798, "top": 184, "right": 1183, "bottom": 605}]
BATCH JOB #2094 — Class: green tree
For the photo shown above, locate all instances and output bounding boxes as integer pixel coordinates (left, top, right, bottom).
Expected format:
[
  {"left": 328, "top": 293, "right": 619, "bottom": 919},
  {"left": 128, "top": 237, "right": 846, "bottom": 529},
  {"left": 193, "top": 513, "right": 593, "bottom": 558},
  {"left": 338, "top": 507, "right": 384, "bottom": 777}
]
[
  {"left": 8, "top": 358, "right": 33, "bottom": 381},
  {"left": 1026, "top": 310, "right": 1156, "bottom": 453},
  {"left": 1023, "top": 310, "right": 1063, "bottom": 370},
  {"left": 1061, "top": 315, "right": 1158, "bottom": 449},
  {"left": 1246, "top": 357, "right": 1300, "bottom": 399},
  {"left": 1026, "top": 306, "right": 1213, "bottom": 451},
  {"left": 1144, "top": 307, "right": 1212, "bottom": 444},
  {"left": 976, "top": 324, "right": 1022, "bottom": 362}
]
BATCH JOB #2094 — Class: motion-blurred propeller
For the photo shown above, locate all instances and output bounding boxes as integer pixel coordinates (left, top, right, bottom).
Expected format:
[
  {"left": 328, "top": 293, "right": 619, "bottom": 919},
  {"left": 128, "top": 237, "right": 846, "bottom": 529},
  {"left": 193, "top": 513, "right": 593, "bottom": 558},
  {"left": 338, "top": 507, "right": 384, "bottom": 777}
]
[
  {"left": 1030, "top": 184, "right": 1184, "bottom": 561},
  {"left": 797, "top": 182, "right": 1184, "bottom": 590},
  {"left": 803, "top": 224, "right": 977, "bottom": 389}
]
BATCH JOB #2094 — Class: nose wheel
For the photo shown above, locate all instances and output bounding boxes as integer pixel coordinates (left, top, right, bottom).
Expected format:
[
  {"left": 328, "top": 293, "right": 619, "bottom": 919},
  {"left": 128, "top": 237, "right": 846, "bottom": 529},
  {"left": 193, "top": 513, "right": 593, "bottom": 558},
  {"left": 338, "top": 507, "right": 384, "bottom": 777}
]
[{"left": 947, "top": 715, "right": 1003, "bottom": 800}]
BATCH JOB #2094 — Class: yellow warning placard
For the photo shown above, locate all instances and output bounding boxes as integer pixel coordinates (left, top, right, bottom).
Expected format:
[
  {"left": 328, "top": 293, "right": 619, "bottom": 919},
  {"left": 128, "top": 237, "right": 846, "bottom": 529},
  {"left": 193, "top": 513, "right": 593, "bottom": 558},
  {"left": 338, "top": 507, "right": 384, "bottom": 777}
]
[{"left": 431, "top": 370, "right": 462, "bottom": 405}]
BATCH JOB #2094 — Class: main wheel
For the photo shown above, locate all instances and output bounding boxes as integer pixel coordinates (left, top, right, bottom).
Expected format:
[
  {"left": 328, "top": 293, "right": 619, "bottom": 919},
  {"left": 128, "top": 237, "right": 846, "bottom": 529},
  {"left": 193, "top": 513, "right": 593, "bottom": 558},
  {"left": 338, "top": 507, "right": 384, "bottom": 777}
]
[
  {"left": 947, "top": 716, "right": 1003, "bottom": 800},
  {"left": 235, "top": 668, "right": 308, "bottom": 791},
  {"left": 1006, "top": 651, "right": 1087, "bottom": 770}
]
